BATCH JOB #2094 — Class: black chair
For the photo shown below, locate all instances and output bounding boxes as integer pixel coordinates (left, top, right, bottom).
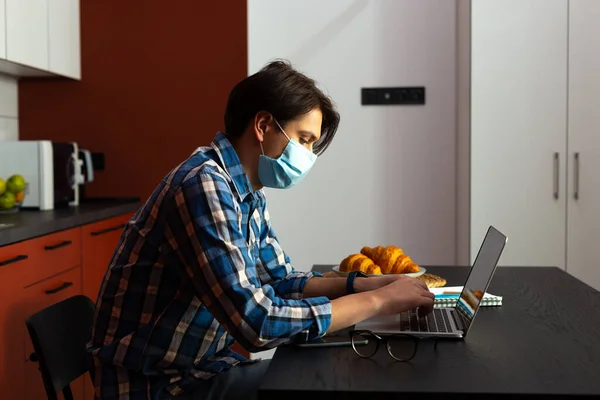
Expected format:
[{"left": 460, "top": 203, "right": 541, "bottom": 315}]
[{"left": 25, "top": 294, "right": 96, "bottom": 400}]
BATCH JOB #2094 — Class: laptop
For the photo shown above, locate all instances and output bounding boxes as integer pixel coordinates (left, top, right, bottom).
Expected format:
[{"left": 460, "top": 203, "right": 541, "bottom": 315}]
[{"left": 354, "top": 225, "right": 507, "bottom": 338}]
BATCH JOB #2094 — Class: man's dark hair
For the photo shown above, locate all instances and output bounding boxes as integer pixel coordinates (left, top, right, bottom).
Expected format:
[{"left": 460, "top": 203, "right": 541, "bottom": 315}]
[{"left": 224, "top": 60, "right": 340, "bottom": 156}]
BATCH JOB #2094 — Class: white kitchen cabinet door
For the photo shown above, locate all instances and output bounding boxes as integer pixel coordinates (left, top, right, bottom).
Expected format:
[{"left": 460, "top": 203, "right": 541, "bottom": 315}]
[
  {"left": 5, "top": 0, "right": 48, "bottom": 70},
  {"left": 48, "top": 0, "right": 81, "bottom": 79},
  {"left": 0, "top": 0, "right": 6, "bottom": 59},
  {"left": 471, "top": 0, "right": 568, "bottom": 268},
  {"left": 567, "top": 0, "right": 600, "bottom": 291}
]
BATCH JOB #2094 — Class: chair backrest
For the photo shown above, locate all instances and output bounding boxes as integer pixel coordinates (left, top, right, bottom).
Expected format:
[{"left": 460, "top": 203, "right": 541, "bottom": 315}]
[{"left": 25, "top": 294, "right": 96, "bottom": 400}]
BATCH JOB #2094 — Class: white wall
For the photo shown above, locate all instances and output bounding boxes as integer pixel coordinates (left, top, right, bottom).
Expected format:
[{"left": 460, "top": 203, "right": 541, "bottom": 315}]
[
  {"left": 248, "top": 0, "right": 459, "bottom": 272},
  {"left": 0, "top": 74, "right": 18, "bottom": 140}
]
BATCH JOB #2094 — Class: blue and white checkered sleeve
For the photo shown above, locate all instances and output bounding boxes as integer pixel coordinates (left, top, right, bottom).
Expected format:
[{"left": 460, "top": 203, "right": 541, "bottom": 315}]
[{"left": 167, "top": 172, "right": 332, "bottom": 350}]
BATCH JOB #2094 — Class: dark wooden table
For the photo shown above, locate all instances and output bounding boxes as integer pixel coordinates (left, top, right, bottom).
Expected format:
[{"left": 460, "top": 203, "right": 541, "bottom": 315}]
[{"left": 258, "top": 265, "right": 600, "bottom": 399}]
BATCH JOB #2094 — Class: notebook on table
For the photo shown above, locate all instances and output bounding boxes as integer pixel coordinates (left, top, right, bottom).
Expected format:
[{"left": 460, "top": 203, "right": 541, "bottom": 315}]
[{"left": 431, "top": 286, "right": 502, "bottom": 308}]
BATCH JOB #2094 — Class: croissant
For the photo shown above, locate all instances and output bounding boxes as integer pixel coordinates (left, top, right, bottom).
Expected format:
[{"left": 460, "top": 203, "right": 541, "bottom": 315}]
[
  {"left": 360, "top": 245, "right": 386, "bottom": 261},
  {"left": 340, "top": 254, "right": 382, "bottom": 275},
  {"left": 361, "top": 246, "right": 420, "bottom": 274}
]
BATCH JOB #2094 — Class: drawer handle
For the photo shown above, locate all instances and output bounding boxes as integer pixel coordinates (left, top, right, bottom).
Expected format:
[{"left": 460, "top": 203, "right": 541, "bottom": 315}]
[
  {"left": 44, "top": 282, "right": 73, "bottom": 295},
  {"left": 44, "top": 240, "right": 73, "bottom": 251},
  {"left": 0, "top": 255, "right": 28, "bottom": 267},
  {"left": 90, "top": 224, "right": 125, "bottom": 237}
]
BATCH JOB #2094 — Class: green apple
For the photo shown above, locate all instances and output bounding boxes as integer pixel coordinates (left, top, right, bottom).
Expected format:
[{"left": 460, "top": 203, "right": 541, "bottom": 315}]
[
  {"left": 6, "top": 174, "right": 26, "bottom": 194},
  {"left": 0, "top": 192, "right": 16, "bottom": 210}
]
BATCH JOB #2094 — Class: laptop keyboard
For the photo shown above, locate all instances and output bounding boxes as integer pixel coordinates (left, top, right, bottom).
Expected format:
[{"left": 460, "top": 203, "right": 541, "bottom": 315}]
[{"left": 400, "top": 309, "right": 450, "bottom": 333}]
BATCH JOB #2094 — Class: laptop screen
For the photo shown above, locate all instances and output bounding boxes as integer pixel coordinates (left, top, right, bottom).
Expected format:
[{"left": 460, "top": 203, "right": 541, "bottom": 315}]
[{"left": 455, "top": 226, "right": 507, "bottom": 332}]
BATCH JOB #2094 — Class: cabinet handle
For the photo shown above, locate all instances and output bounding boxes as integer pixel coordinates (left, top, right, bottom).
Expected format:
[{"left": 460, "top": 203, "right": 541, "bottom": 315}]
[
  {"left": 29, "top": 353, "right": 39, "bottom": 362},
  {"left": 44, "top": 282, "right": 73, "bottom": 295},
  {"left": 90, "top": 224, "right": 125, "bottom": 237},
  {"left": 44, "top": 240, "right": 73, "bottom": 251},
  {"left": 553, "top": 152, "right": 559, "bottom": 199},
  {"left": 574, "top": 152, "right": 580, "bottom": 200},
  {"left": 0, "top": 255, "right": 28, "bottom": 267}
]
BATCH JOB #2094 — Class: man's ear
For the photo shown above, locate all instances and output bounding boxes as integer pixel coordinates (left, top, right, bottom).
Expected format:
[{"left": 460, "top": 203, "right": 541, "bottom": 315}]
[{"left": 253, "top": 111, "right": 274, "bottom": 143}]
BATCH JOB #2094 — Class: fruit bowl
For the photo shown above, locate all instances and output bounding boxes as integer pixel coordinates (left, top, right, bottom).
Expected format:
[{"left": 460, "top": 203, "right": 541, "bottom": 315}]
[
  {"left": 0, "top": 206, "right": 20, "bottom": 214},
  {"left": 0, "top": 175, "right": 26, "bottom": 214}
]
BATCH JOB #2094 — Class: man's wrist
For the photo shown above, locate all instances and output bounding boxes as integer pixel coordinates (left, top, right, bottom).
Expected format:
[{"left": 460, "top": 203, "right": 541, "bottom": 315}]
[
  {"left": 346, "top": 271, "right": 369, "bottom": 294},
  {"left": 352, "top": 277, "right": 370, "bottom": 293}
]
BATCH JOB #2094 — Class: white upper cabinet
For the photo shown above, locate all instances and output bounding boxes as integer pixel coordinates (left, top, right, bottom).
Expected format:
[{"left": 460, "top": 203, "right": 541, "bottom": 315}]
[
  {"left": 48, "top": 0, "right": 81, "bottom": 79},
  {"left": 0, "top": 0, "right": 6, "bottom": 59},
  {"left": 5, "top": 0, "right": 49, "bottom": 70},
  {"left": 1, "top": 0, "right": 80, "bottom": 79}
]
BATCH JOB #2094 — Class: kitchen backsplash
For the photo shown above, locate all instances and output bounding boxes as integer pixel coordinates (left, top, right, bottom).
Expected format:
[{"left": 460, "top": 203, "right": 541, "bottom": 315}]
[{"left": 0, "top": 74, "right": 18, "bottom": 141}]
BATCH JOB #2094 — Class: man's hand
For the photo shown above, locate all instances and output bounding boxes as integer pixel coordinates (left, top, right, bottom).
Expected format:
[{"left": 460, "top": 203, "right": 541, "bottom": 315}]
[
  {"left": 327, "top": 275, "right": 434, "bottom": 333},
  {"left": 353, "top": 274, "right": 409, "bottom": 293},
  {"left": 371, "top": 277, "right": 435, "bottom": 317}
]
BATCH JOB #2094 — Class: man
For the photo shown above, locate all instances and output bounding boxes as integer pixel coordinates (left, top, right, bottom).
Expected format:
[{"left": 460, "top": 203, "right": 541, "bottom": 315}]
[{"left": 88, "top": 60, "right": 434, "bottom": 400}]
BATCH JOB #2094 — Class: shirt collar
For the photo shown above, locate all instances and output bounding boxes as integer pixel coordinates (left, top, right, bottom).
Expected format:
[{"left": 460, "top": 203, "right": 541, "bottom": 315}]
[{"left": 210, "top": 132, "right": 254, "bottom": 201}]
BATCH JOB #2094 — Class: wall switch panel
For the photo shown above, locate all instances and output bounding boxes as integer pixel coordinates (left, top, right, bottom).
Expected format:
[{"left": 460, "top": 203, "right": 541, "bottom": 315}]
[{"left": 361, "top": 87, "right": 426, "bottom": 105}]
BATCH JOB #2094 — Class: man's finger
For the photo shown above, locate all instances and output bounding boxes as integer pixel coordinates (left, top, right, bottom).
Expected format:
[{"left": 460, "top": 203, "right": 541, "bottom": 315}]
[
  {"left": 418, "top": 303, "right": 434, "bottom": 317},
  {"left": 413, "top": 279, "right": 431, "bottom": 294},
  {"left": 417, "top": 298, "right": 434, "bottom": 317},
  {"left": 414, "top": 278, "right": 428, "bottom": 290}
]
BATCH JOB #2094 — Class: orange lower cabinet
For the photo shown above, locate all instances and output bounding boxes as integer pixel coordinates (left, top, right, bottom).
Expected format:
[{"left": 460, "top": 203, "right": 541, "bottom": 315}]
[
  {"left": 0, "top": 213, "right": 136, "bottom": 400},
  {"left": 24, "top": 227, "right": 82, "bottom": 287},
  {"left": 65, "top": 375, "right": 85, "bottom": 400},
  {"left": 22, "top": 362, "right": 85, "bottom": 400},
  {"left": 23, "top": 359, "right": 49, "bottom": 400},
  {"left": 0, "top": 240, "right": 31, "bottom": 400},
  {"left": 82, "top": 376, "right": 96, "bottom": 400},
  {"left": 82, "top": 213, "right": 133, "bottom": 302},
  {"left": 22, "top": 267, "right": 83, "bottom": 400}
]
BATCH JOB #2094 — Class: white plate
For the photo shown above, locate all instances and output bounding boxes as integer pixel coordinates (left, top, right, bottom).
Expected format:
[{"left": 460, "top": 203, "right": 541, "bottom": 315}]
[{"left": 332, "top": 265, "right": 426, "bottom": 278}]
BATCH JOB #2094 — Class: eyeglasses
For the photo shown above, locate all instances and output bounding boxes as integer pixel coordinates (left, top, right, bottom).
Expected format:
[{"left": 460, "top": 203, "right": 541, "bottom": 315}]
[{"left": 350, "top": 330, "right": 440, "bottom": 362}]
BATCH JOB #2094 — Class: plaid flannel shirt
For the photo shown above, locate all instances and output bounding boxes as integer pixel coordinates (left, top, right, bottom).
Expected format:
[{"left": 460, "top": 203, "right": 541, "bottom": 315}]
[{"left": 88, "top": 132, "right": 332, "bottom": 399}]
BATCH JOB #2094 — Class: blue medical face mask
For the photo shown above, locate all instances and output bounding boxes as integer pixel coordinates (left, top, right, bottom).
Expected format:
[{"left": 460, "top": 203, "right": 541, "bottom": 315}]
[{"left": 258, "top": 120, "right": 317, "bottom": 189}]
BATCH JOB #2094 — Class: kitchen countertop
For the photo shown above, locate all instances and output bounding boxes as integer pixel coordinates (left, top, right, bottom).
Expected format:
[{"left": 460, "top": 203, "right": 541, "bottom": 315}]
[{"left": 0, "top": 198, "right": 140, "bottom": 247}]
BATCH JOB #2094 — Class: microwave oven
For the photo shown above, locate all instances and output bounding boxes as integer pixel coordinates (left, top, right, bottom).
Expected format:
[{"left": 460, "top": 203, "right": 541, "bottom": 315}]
[{"left": 0, "top": 141, "right": 84, "bottom": 210}]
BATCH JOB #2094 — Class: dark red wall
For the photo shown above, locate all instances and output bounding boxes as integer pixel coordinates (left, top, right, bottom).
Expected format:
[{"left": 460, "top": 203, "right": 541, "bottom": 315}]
[{"left": 19, "top": 1, "right": 247, "bottom": 201}]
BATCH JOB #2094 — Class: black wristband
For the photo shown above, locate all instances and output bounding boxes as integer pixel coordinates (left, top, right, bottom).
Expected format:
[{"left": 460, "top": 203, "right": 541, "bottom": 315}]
[{"left": 346, "top": 271, "right": 368, "bottom": 294}]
